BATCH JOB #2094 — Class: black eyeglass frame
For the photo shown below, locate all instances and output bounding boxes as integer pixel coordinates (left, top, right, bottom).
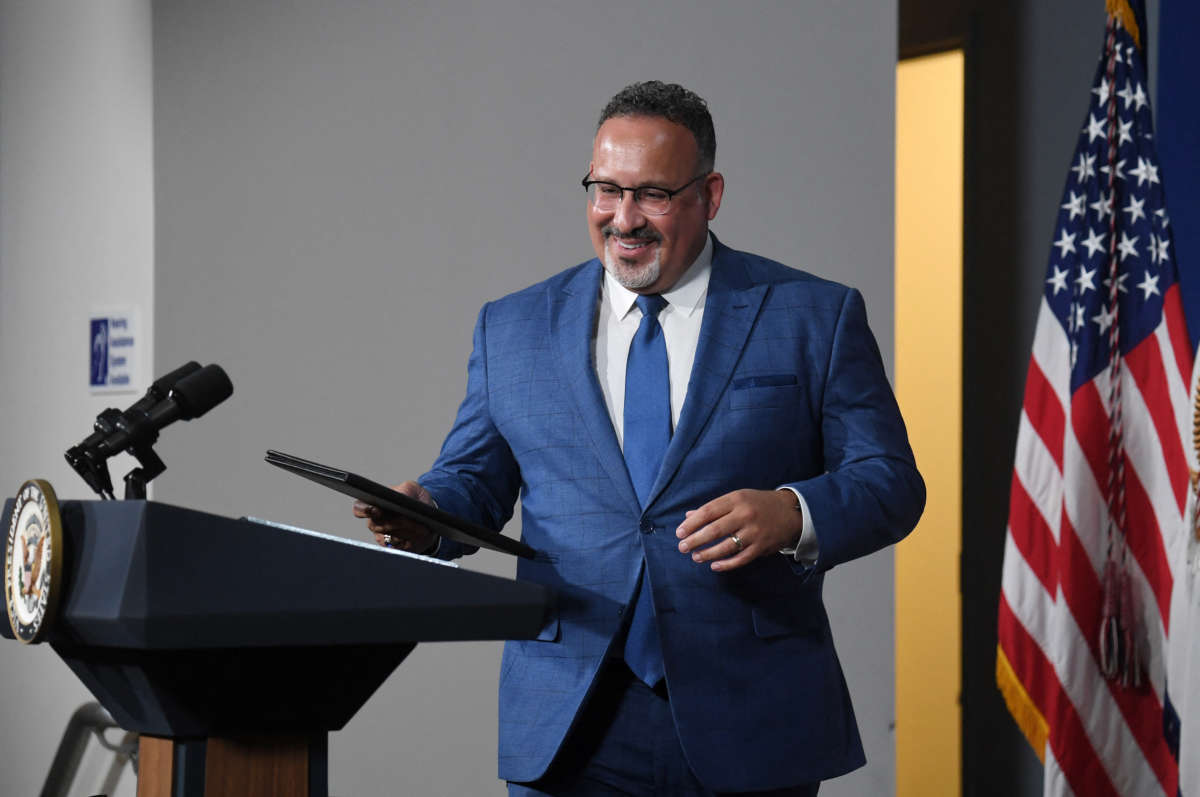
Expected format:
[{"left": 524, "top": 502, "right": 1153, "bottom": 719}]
[{"left": 580, "top": 172, "right": 710, "bottom": 215}]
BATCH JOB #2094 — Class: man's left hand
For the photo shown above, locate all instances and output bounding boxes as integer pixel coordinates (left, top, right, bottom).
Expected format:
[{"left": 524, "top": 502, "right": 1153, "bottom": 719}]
[{"left": 676, "top": 489, "right": 803, "bottom": 571}]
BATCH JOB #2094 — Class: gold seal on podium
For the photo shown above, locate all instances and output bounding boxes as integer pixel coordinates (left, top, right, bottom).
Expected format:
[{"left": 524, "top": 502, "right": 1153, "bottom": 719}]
[{"left": 4, "top": 479, "right": 64, "bottom": 643}]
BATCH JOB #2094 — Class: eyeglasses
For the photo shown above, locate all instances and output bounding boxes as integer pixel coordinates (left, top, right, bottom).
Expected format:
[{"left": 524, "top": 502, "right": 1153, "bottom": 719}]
[{"left": 581, "top": 172, "right": 708, "bottom": 216}]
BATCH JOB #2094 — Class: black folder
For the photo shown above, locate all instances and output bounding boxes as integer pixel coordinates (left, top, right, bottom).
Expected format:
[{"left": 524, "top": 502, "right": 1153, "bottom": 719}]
[{"left": 265, "top": 449, "right": 538, "bottom": 559}]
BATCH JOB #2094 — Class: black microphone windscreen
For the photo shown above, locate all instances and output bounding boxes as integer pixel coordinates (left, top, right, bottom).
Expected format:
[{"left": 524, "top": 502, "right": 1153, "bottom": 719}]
[
  {"left": 172, "top": 364, "right": 233, "bottom": 419},
  {"left": 129, "top": 361, "right": 203, "bottom": 414},
  {"left": 151, "top": 361, "right": 202, "bottom": 398}
]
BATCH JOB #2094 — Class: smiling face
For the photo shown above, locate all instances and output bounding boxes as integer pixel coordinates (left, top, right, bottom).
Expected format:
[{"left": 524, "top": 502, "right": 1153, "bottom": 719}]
[{"left": 587, "top": 115, "right": 723, "bottom": 294}]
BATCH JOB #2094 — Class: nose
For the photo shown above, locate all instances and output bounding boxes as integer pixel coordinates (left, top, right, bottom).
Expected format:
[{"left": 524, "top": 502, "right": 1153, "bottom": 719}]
[{"left": 611, "top": 189, "right": 646, "bottom": 234}]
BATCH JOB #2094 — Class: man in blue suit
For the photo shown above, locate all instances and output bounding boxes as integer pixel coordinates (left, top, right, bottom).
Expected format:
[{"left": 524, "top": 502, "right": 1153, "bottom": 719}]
[{"left": 356, "top": 81, "right": 924, "bottom": 795}]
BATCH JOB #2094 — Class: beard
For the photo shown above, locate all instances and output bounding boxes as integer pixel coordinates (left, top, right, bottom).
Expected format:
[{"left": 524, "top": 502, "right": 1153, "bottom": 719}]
[
  {"left": 604, "top": 248, "right": 661, "bottom": 290},
  {"left": 601, "top": 227, "right": 662, "bottom": 290}
]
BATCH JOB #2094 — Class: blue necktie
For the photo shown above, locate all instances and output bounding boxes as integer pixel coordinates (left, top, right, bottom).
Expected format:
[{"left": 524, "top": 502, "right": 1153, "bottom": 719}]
[{"left": 622, "top": 293, "right": 670, "bottom": 686}]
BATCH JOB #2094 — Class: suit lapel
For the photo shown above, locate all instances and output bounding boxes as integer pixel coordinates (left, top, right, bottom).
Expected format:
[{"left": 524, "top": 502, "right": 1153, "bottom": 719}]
[
  {"left": 551, "top": 261, "right": 642, "bottom": 515},
  {"left": 644, "top": 240, "right": 768, "bottom": 509}
]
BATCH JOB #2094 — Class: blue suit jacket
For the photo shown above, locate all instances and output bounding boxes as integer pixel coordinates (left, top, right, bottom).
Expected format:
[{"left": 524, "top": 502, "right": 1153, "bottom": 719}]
[{"left": 419, "top": 237, "right": 925, "bottom": 791}]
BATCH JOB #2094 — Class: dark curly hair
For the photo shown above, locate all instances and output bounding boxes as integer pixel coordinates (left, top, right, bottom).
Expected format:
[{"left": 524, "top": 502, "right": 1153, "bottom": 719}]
[{"left": 597, "top": 81, "right": 716, "bottom": 173}]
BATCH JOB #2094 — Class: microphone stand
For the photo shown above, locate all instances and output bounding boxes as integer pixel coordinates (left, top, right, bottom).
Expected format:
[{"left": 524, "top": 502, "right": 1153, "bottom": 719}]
[
  {"left": 122, "top": 445, "right": 166, "bottom": 500},
  {"left": 111, "top": 407, "right": 168, "bottom": 500}
]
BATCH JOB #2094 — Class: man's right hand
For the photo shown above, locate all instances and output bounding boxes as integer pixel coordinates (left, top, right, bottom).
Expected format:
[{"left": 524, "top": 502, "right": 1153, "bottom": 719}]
[{"left": 352, "top": 480, "right": 439, "bottom": 554}]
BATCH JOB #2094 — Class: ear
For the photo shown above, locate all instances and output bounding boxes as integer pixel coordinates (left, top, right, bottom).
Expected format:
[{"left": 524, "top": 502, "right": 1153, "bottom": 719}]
[{"left": 703, "top": 172, "right": 725, "bottom": 221}]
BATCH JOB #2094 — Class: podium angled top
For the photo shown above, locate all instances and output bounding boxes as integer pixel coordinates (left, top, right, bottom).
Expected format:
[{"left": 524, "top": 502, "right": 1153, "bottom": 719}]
[{"left": 1, "top": 499, "right": 549, "bottom": 650}]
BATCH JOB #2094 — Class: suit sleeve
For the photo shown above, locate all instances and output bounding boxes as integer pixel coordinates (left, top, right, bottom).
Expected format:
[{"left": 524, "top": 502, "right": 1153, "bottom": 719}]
[
  {"left": 785, "top": 287, "right": 925, "bottom": 572},
  {"left": 418, "top": 302, "right": 521, "bottom": 560}
]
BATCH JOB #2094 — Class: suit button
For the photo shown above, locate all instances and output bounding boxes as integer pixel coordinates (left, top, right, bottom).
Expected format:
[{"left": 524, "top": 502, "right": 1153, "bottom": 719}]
[
  {"left": 640, "top": 521, "right": 654, "bottom": 534},
  {"left": 617, "top": 605, "right": 625, "bottom": 616}
]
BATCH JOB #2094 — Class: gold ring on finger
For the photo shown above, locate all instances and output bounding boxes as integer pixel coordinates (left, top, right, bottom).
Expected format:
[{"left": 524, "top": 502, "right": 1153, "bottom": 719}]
[{"left": 730, "top": 533, "right": 744, "bottom": 553}]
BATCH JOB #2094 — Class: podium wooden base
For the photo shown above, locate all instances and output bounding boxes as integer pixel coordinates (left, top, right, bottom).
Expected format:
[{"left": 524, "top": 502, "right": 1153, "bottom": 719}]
[{"left": 136, "top": 734, "right": 327, "bottom": 797}]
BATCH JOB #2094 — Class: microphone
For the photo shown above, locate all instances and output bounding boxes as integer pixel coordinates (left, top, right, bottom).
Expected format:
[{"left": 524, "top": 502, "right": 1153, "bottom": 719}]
[
  {"left": 91, "top": 364, "right": 233, "bottom": 459},
  {"left": 67, "top": 361, "right": 202, "bottom": 457},
  {"left": 131, "top": 361, "right": 204, "bottom": 415},
  {"left": 64, "top": 362, "right": 233, "bottom": 499}
]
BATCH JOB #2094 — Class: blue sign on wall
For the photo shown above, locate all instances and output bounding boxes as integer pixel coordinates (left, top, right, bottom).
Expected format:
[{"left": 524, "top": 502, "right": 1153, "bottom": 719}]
[{"left": 88, "top": 309, "right": 139, "bottom": 393}]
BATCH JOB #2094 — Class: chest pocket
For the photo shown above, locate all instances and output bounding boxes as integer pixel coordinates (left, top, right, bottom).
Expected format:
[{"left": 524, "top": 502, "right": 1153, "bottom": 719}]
[{"left": 729, "top": 373, "right": 800, "bottom": 410}]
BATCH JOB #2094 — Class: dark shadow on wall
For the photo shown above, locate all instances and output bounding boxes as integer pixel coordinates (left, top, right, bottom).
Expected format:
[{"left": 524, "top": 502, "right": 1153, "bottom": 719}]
[
  {"left": 958, "top": 4, "right": 1044, "bottom": 795},
  {"left": 902, "top": 0, "right": 1110, "bottom": 794}
]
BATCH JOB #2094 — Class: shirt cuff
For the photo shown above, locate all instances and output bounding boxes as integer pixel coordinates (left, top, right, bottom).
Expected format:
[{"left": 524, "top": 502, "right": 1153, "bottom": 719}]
[{"left": 776, "top": 486, "right": 819, "bottom": 564}]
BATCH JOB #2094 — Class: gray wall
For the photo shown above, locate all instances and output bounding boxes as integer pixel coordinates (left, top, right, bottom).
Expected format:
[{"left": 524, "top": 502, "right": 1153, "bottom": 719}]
[
  {"left": 150, "top": 2, "right": 898, "bottom": 795},
  {"left": 0, "top": 2, "right": 153, "bottom": 795}
]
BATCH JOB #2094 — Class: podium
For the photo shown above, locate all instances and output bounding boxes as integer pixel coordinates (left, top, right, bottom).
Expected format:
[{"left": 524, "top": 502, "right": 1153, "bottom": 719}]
[{"left": 1, "top": 499, "right": 550, "bottom": 797}]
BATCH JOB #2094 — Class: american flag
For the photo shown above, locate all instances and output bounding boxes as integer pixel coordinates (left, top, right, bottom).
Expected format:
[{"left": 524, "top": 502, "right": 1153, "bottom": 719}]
[{"left": 997, "top": 2, "right": 1192, "bottom": 795}]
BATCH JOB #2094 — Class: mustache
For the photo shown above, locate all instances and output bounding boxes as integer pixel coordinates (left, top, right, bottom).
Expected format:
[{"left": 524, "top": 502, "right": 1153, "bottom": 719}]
[{"left": 602, "top": 226, "right": 661, "bottom": 243}]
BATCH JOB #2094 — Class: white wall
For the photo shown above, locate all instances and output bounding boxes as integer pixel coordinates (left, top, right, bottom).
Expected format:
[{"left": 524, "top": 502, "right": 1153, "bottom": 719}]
[{"left": 0, "top": 2, "right": 153, "bottom": 795}]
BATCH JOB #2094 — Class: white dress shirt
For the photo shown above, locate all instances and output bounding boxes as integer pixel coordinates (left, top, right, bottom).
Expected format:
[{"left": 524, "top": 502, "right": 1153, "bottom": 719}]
[
  {"left": 593, "top": 236, "right": 818, "bottom": 561},
  {"left": 596, "top": 237, "right": 712, "bottom": 446}
]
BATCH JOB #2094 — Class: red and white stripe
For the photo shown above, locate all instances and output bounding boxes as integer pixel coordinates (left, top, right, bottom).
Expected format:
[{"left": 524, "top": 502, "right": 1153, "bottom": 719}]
[{"left": 1000, "top": 287, "right": 1191, "bottom": 796}]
